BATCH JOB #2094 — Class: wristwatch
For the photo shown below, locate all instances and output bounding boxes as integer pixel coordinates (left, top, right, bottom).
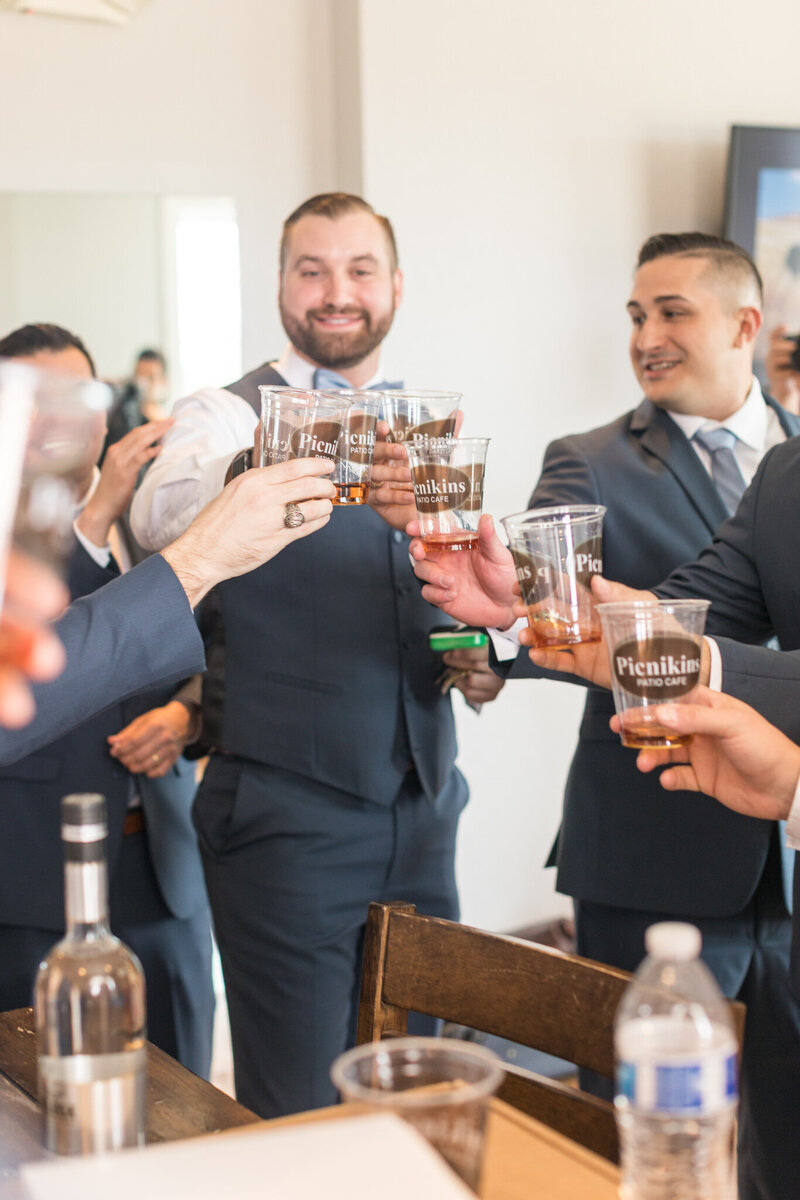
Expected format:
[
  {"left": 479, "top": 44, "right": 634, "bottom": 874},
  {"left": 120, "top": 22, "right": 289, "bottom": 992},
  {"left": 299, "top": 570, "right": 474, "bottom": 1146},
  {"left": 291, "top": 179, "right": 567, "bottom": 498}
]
[{"left": 227, "top": 448, "right": 252, "bottom": 481}]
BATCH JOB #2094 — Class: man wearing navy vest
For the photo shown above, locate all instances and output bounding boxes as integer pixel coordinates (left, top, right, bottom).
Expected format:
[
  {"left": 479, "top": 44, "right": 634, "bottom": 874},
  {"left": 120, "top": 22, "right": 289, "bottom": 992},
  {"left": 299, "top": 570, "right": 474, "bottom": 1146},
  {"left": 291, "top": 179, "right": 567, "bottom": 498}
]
[{"left": 132, "top": 192, "right": 502, "bottom": 1117}]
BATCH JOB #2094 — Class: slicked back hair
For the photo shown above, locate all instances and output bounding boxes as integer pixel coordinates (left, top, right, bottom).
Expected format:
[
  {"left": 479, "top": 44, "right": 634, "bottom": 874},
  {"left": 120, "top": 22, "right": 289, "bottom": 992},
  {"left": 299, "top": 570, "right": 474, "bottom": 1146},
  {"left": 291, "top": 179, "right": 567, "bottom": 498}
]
[
  {"left": 0, "top": 322, "right": 96, "bottom": 376},
  {"left": 280, "top": 193, "right": 398, "bottom": 273},
  {"left": 637, "top": 232, "right": 763, "bottom": 307}
]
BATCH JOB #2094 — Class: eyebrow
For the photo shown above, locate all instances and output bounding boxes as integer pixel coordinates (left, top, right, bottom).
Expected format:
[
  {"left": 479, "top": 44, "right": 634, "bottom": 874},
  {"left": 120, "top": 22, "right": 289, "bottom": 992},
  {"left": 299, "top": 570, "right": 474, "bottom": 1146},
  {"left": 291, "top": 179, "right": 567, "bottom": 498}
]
[
  {"left": 626, "top": 293, "right": 691, "bottom": 310},
  {"left": 293, "top": 253, "right": 380, "bottom": 267}
]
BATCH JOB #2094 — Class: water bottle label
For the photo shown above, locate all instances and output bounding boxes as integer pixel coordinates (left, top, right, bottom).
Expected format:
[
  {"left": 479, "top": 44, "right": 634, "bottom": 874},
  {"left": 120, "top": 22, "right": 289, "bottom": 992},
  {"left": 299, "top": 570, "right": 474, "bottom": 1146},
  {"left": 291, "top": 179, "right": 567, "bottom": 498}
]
[{"left": 617, "top": 1049, "right": 738, "bottom": 1115}]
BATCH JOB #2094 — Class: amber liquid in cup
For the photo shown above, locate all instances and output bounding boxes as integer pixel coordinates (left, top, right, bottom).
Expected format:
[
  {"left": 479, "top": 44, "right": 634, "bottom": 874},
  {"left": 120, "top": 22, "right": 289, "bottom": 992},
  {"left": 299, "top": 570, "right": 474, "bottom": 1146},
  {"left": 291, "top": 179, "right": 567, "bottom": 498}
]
[
  {"left": 524, "top": 607, "right": 603, "bottom": 650},
  {"left": 422, "top": 530, "right": 479, "bottom": 553},
  {"left": 618, "top": 713, "right": 692, "bottom": 749},
  {"left": 334, "top": 480, "right": 370, "bottom": 505}
]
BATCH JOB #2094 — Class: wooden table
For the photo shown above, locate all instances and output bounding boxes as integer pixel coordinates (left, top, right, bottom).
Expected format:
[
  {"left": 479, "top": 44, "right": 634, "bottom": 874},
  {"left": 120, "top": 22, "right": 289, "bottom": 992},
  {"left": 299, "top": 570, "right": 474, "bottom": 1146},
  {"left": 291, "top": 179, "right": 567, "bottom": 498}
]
[{"left": 0, "top": 1008, "right": 619, "bottom": 1199}]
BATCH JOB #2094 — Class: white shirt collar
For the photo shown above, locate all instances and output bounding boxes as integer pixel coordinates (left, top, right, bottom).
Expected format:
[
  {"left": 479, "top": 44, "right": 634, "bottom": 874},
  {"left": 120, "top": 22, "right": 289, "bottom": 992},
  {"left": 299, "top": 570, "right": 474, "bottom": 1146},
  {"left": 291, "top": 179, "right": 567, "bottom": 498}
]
[
  {"left": 273, "top": 344, "right": 386, "bottom": 390},
  {"left": 74, "top": 465, "right": 101, "bottom": 514},
  {"left": 668, "top": 377, "right": 768, "bottom": 452}
]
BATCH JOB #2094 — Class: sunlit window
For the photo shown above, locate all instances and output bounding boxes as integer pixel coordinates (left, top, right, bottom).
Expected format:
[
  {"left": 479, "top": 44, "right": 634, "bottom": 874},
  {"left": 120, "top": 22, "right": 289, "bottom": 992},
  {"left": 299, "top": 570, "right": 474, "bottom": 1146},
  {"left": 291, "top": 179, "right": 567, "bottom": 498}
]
[{"left": 162, "top": 196, "right": 242, "bottom": 399}]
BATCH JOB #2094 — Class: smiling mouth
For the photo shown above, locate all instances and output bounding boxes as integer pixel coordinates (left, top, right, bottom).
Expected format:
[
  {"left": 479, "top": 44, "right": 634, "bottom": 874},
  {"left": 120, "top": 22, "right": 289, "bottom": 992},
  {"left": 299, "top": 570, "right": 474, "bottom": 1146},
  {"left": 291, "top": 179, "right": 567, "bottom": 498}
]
[
  {"left": 311, "top": 312, "right": 365, "bottom": 329},
  {"left": 643, "top": 360, "right": 680, "bottom": 375}
]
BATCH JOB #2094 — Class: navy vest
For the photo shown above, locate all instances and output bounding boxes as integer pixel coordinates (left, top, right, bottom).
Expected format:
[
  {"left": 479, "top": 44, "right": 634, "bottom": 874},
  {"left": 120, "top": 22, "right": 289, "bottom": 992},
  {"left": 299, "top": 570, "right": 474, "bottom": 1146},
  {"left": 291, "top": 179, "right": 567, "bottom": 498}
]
[{"left": 211, "top": 363, "right": 458, "bottom": 806}]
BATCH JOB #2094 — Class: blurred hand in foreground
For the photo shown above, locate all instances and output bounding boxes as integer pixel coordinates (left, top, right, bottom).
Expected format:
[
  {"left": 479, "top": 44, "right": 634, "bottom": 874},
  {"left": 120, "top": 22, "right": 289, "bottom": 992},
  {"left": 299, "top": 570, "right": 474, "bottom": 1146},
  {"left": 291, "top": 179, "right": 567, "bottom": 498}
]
[{"left": 0, "top": 550, "right": 67, "bottom": 727}]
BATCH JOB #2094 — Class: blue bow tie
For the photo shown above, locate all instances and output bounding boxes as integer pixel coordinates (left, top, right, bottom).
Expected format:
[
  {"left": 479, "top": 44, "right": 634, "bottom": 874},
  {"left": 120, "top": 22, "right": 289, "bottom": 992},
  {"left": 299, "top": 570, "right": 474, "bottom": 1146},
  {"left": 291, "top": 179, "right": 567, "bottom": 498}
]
[{"left": 312, "top": 367, "right": 404, "bottom": 391}]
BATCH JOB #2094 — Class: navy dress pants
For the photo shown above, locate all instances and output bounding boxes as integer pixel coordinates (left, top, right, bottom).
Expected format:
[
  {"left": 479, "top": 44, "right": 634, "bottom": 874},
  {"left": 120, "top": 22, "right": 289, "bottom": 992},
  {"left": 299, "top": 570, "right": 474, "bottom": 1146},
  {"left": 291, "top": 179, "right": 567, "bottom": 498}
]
[{"left": 194, "top": 755, "right": 466, "bottom": 1118}]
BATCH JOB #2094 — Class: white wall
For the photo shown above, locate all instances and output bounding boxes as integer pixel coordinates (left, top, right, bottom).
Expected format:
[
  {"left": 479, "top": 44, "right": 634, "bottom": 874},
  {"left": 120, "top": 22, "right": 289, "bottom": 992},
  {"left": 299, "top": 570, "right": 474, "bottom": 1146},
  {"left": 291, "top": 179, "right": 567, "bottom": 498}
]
[
  {"left": 0, "top": 0, "right": 340, "bottom": 370},
  {"left": 0, "top": 194, "right": 162, "bottom": 379},
  {"left": 358, "top": 0, "right": 800, "bottom": 930}
]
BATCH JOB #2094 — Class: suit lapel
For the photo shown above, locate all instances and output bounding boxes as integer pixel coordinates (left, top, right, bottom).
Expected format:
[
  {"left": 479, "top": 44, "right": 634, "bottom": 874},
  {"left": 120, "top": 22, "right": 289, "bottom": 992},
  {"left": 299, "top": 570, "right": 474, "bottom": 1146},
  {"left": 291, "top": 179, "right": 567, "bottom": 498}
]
[
  {"left": 765, "top": 392, "right": 800, "bottom": 438},
  {"left": 630, "top": 400, "right": 728, "bottom": 536}
]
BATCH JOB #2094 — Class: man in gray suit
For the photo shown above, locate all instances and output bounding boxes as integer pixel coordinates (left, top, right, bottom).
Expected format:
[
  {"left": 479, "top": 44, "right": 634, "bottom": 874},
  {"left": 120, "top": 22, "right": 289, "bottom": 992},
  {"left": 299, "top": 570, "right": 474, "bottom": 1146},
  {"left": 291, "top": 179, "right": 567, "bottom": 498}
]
[
  {"left": 410, "top": 233, "right": 800, "bottom": 1200},
  {"left": 132, "top": 192, "right": 503, "bottom": 1118}
]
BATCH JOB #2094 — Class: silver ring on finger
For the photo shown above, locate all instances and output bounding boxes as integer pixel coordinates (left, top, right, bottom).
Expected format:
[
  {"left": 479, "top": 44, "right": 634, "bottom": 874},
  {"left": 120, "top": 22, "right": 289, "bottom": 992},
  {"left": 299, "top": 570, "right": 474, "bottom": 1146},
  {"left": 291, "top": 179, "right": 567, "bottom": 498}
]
[{"left": 283, "top": 502, "right": 305, "bottom": 529}]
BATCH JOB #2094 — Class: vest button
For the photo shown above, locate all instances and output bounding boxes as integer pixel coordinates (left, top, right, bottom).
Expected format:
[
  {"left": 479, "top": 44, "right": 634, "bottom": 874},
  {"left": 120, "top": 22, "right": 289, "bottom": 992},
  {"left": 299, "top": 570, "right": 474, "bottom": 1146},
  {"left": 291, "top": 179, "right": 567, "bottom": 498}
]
[{"left": 392, "top": 531, "right": 404, "bottom": 544}]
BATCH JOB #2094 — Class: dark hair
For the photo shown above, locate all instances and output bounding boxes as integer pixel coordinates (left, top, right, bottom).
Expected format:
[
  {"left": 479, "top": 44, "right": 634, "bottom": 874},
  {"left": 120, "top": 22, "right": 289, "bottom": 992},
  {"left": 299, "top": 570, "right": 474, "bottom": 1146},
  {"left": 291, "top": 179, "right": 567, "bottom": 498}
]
[
  {"left": 0, "top": 322, "right": 96, "bottom": 376},
  {"left": 637, "top": 232, "right": 763, "bottom": 304},
  {"left": 136, "top": 347, "right": 168, "bottom": 371},
  {"left": 280, "top": 192, "right": 398, "bottom": 272}
]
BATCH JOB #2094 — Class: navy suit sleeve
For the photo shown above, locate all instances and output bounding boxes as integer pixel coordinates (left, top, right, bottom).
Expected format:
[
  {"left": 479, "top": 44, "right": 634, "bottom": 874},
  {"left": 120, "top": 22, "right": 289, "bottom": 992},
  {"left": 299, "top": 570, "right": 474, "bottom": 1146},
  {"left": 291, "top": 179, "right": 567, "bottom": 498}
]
[
  {"left": 714, "top": 639, "right": 800, "bottom": 742},
  {"left": 0, "top": 555, "right": 206, "bottom": 765}
]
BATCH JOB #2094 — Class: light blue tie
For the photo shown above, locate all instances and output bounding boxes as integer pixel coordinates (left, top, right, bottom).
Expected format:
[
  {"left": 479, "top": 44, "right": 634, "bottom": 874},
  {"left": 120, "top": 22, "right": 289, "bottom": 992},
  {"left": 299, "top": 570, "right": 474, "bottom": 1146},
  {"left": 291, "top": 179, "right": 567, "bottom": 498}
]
[
  {"left": 693, "top": 427, "right": 747, "bottom": 516},
  {"left": 312, "top": 367, "right": 403, "bottom": 391}
]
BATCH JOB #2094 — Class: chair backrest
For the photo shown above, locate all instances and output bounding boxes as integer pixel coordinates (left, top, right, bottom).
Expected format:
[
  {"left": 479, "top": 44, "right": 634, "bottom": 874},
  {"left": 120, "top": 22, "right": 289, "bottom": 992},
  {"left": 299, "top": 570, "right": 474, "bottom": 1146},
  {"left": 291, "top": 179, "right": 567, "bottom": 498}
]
[{"left": 356, "top": 902, "right": 746, "bottom": 1165}]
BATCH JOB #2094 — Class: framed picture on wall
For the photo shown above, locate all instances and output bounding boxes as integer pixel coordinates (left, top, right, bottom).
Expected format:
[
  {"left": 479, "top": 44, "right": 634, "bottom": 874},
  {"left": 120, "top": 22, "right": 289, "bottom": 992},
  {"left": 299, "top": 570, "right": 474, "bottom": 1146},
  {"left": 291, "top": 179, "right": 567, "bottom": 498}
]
[{"left": 724, "top": 124, "right": 800, "bottom": 379}]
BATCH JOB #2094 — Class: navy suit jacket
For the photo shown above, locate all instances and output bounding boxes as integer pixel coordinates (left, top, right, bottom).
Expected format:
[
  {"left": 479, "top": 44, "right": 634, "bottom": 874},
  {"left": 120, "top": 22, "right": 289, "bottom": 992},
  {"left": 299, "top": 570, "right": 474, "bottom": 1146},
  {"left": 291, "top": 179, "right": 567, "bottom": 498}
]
[
  {"left": 0, "top": 552, "right": 206, "bottom": 928},
  {"left": 503, "top": 395, "right": 800, "bottom": 917}
]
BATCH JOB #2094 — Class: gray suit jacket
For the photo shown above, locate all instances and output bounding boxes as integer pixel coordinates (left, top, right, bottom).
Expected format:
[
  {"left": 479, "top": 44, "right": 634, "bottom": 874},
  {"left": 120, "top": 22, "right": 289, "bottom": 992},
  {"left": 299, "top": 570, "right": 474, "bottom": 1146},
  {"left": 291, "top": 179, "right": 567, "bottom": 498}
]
[{"left": 502, "top": 396, "right": 799, "bottom": 917}]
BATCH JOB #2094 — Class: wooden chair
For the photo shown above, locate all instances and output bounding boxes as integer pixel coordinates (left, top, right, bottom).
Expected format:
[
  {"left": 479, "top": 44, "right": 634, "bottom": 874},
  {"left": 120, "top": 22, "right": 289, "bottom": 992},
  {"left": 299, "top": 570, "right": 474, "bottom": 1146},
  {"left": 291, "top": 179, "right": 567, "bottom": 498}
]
[{"left": 356, "top": 901, "right": 746, "bottom": 1165}]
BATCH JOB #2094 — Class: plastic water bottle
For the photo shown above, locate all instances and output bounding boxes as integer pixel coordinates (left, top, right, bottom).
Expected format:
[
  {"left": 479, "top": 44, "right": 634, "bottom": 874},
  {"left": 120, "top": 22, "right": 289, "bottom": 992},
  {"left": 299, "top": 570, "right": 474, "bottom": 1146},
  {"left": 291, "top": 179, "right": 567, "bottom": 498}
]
[{"left": 614, "top": 922, "right": 738, "bottom": 1200}]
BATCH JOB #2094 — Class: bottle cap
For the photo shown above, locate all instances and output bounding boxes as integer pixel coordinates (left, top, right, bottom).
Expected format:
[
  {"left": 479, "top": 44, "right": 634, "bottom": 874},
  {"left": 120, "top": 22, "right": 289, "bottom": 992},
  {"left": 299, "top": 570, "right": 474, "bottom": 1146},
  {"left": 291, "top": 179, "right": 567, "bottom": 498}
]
[
  {"left": 645, "top": 921, "right": 702, "bottom": 962},
  {"left": 61, "top": 793, "right": 107, "bottom": 840}
]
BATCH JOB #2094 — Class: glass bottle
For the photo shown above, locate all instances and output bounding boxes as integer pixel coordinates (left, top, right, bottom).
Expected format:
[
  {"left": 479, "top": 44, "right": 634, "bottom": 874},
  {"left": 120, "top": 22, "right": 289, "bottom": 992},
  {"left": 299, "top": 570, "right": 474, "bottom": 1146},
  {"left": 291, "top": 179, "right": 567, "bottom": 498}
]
[{"left": 35, "top": 793, "right": 147, "bottom": 1154}]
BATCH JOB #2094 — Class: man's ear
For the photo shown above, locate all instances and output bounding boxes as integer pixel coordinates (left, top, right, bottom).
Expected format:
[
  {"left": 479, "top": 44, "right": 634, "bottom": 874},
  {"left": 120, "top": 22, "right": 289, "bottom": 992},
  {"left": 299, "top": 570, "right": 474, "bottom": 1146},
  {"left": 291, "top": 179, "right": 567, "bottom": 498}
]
[
  {"left": 734, "top": 306, "right": 762, "bottom": 348},
  {"left": 393, "top": 268, "right": 404, "bottom": 310}
]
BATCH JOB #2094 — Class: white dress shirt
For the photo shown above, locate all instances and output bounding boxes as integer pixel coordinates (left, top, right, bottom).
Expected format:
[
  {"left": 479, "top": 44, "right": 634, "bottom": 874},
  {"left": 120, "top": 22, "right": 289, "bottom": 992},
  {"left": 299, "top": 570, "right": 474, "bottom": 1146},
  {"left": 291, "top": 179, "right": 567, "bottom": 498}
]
[{"left": 130, "top": 345, "right": 387, "bottom": 551}]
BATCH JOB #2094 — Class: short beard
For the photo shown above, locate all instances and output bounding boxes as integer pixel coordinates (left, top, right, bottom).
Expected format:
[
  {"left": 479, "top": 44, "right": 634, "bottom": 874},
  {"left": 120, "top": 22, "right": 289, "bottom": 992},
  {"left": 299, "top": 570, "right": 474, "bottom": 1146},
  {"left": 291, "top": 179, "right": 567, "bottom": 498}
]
[{"left": 280, "top": 303, "right": 394, "bottom": 370}]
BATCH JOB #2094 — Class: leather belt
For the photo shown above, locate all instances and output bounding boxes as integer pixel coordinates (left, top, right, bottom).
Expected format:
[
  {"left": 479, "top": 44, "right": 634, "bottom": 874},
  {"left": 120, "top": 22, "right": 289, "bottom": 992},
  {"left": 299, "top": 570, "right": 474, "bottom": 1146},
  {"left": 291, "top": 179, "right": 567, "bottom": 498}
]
[{"left": 123, "top": 808, "right": 146, "bottom": 837}]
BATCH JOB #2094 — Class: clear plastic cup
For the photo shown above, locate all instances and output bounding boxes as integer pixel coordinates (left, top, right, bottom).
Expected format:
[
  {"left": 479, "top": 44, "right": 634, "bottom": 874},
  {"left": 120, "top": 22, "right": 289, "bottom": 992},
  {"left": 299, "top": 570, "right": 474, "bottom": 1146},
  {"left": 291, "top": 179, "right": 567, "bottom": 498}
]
[
  {"left": 315, "top": 389, "right": 382, "bottom": 505},
  {"left": 330, "top": 1037, "right": 503, "bottom": 1192},
  {"left": 502, "top": 505, "right": 605, "bottom": 649},
  {"left": 258, "top": 387, "right": 350, "bottom": 467},
  {"left": 380, "top": 390, "right": 461, "bottom": 445},
  {"left": 11, "top": 361, "right": 111, "bottom": 575},
  {"left": 407, "top": 437, "right": 489, "bottom": 552},
  {"left": 598, "top": 599, "right": 710, "bottom": 748}
]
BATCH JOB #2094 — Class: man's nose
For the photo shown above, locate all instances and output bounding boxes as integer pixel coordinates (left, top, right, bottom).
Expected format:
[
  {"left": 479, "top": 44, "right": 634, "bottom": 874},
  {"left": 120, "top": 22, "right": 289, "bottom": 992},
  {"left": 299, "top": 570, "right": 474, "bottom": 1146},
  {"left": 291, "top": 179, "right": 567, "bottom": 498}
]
[
  {"left": 635, "top": 318, "right": 665, "bottom": 354},
  {"left": 323, "top": 270, "right": 355, "bottom": 308}
]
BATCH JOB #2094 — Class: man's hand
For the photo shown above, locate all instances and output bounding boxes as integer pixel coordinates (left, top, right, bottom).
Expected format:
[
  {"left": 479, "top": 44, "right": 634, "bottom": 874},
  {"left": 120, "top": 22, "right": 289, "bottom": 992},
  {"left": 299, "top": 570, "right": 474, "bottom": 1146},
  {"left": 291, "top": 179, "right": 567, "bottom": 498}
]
[
  {"left": 76, "top": 419, "right": 174, "bottom": 548},
  {"left": 765, "top": 325, "right": 800, "bottom": 415},
  {"left": 0, "top": 550, "right": 68, "bottom": 727},
  {"left": 409, "top": 514, "right": 518, "bottom": 628},
  {"left": 367, "top": 422, "right": 415, "bottom": 531},
  {"left": 520, "top": 576, "right": 656, "bottom": 687},
  {"left": 108, "top": 700, "right": 196, "bottom": 777},
  {"left": 161, "top": 457, "right": 337, "bottom": 608},
  {"left": 618, "top": 686, "right": 800, "bottom": 822},
  {"left": 443, "top": 644, "right": 505, "bottom": 705}
]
